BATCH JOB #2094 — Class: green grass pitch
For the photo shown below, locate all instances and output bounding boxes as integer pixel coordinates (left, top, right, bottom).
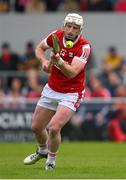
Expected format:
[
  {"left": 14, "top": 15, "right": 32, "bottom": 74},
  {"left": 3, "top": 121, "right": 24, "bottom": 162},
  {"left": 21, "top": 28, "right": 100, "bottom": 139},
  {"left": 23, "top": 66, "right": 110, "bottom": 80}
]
[{"left": 0, "top": 142, "right": 126, "bottom": 179}]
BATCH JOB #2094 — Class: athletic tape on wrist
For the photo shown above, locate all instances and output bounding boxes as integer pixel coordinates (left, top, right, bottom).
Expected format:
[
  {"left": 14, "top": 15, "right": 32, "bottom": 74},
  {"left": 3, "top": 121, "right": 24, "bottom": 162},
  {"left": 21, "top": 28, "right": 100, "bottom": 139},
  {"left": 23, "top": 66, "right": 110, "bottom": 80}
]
[{"left": 57, "top": 58, "right": 64, "bottom": 66}]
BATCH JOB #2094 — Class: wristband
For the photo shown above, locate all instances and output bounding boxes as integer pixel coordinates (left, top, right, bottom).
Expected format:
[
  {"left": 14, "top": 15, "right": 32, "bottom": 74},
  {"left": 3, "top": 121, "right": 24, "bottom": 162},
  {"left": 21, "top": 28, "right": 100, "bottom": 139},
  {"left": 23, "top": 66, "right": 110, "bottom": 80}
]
[{"left": 57, "top": 58, "right": 64, "bottom": 66}]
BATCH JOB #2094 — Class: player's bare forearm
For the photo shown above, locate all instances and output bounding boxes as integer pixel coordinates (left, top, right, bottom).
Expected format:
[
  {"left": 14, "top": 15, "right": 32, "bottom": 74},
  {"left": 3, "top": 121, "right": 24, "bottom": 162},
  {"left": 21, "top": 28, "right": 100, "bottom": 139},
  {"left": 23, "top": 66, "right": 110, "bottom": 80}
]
[
  {"left": 35, "top": 44, "right": 47, "bottom": 64},
  {"left": 35, "top": 44, "right": 51, "bottom": 73},
  {"left": 59, "top": 63, "right": 80, "bottom": 79},
  {"left": 50, "top": 52, "right": 85, "bottom": 79}
]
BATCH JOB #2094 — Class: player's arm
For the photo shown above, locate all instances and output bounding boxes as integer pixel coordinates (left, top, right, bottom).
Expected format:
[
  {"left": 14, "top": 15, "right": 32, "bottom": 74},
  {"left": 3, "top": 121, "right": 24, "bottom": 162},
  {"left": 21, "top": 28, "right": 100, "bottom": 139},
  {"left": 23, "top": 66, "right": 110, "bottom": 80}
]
[
  {"left": 35, "top": 41, "right": 47, "bottom": 63},
  {"left": 35, "top": 39, "right": 51, "bottom": 72},
  {"left": 51, "top": 44, "right": 91, "bottom": 79},
  {"left": 35, "top": 31, "right": 58, "bottom": 63},
  {"left": 57, "top": 55, "right": 85, "bottom": 79},
  {"left": 35, "top": 31, "right": 58, "bottom": 72}
]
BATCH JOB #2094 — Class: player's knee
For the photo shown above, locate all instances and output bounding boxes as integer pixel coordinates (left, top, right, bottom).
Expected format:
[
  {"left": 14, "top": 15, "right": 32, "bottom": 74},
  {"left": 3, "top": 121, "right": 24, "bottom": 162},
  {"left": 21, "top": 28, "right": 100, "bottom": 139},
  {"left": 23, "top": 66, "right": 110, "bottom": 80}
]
[
  {"left": 31, "top": 123, "right": 40, "bottom": 133},
  {"left": 49, "top": 125, "right": 61, "bottom": 138}
]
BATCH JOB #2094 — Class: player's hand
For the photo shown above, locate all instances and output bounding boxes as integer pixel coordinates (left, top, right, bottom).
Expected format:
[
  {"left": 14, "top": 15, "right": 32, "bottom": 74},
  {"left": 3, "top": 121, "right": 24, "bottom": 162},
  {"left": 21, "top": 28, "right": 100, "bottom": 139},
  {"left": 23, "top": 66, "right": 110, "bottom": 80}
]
[
  {"left": 50, "top": 51, "right": 56, "bottom": 60},
  {"left": 50, "top": 51, "right": 61, "bottom": 65},
  {"left": 42, "top": 60, "right": 51, "bottom": 73},
  {"left": 55, "top": 53, "right": 61, "bottom": 61}
]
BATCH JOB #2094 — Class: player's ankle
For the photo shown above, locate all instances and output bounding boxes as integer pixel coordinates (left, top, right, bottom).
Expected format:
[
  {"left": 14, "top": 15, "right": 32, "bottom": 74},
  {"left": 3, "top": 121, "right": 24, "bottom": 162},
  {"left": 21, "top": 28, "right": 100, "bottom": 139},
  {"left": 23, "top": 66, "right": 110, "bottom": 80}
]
[
  {"left": 38, "top": 143, "right": 48, "bottom": 154},
  {"left": 47, "top": 151, "right": 57, "bottom": 163}
]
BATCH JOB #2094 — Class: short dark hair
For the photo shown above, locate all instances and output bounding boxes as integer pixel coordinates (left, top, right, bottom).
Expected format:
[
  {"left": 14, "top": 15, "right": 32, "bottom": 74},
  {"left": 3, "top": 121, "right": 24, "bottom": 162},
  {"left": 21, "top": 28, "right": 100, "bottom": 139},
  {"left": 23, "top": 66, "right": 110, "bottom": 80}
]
[
  {"left": 108, "top": 46, "right": 117, "bottom": 53},
  {"left": 1, "top": 42, "right": 10, "bottom": 49},
  {"left": 26, "top": 41, "right": 34, "bottom": 48}
]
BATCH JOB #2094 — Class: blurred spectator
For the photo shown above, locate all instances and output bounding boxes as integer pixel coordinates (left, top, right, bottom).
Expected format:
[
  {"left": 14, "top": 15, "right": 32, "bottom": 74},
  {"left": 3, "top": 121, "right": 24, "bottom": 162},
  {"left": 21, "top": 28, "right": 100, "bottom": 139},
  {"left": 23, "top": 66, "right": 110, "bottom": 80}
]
[
  {"left": 88, "top": 75, "right": 111, "bottom": 98},
  {"left": 24, "top": 69, "right": 43, "bottom": 100},
  {"left": 0, "top": 77, "right": 5, "bottom": 90},
  {"left": 64, "top": 0, "right": 80, "bottom": 11},
  {"left": 120, "top": 60, "right": 126, "bottom": 85},
  {"left": 70, "top": 101, "right": 110, "bottom": 140},
  {"left": 84, "top": 82, "right": 110, "bottom": 140},
  {"left": 0, "top": 77, "right": 6, "bottom": 108},
  {"left": 68, "top": 104, "right": 87, "bottom": 140},
  {"left": 14, "top": 0, "right": 29, "bottom": 12},
  {"left": 45, "top": 0, "right": 61, "bottom": 11},
  {"left": 0, "top": 0, "right": 10, "bottom": 13},
  {"left": 109, "top": 120, "right": 126, "bottom": 142},
  {"left": 98, "top": 63, "right": 114, "bottom": 88},
  {"left": 0, "top": 0, "right": 124, "bottom": 12},
  {"left": 85, "top": 73, "right": 123, "bottom": 140},
  {"left": 25, "top": 0, "right": 46, "bottom": 13},
  {"left": 0, "top": 42, "right": 20, "bottom": 71},
  {"left": 80, "top": 0, "right": 88, "bottom": 11},
  {"left": 87, "top": 0, "right": 113, "bottom": 11},
  {"left": 86, "top": 50, "right": 96, "bottom": 72},
  {"left": 106, "top": 71, "right": 122, "bottom": 96},
  {"left": 115, "top": 85, "right": 126, "bottom": 97},
  {"left": 82, "top": 104, "right": 110, "bottom": 140},
  {"left": 85, "top": 87, "right": 92, "bottom": 99},
  {"left": 103, "top": 46, "right": 124, "bottom": 72},
  {"left": 114, "top": 0, "right": 126, "bottom": 12},
  {"left": 109, "top": 0, "right": 117, "bottom": 6},
  {"left": 108, "top": 102, "right": 126, "bottom": 142},
  {"left": 19, "top": 41, "right": 40, "bottom": 71},
  {"left": 6, "top": 77, "right": 26, "bottom": 109}
]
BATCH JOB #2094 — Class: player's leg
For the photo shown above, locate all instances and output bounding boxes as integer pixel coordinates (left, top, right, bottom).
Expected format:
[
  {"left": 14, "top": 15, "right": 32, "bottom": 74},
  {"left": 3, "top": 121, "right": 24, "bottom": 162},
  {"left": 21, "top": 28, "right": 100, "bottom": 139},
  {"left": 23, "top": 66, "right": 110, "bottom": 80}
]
[
  {"left": 24, "top": 105, "right": 56, "bottom": 165},
  {"left": 31, "top": 105, "right": 55, "bottom": 146},
  {"left": 45, "top": 105, "right": 74, "bottom": 169}
]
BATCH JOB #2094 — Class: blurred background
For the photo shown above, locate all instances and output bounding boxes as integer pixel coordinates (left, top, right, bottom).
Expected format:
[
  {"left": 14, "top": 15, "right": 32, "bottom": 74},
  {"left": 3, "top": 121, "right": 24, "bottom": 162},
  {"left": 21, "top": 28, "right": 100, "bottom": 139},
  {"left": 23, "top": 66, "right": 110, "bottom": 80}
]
[{"left": 0, "top": 0, "right": 126, "bottom": 143}]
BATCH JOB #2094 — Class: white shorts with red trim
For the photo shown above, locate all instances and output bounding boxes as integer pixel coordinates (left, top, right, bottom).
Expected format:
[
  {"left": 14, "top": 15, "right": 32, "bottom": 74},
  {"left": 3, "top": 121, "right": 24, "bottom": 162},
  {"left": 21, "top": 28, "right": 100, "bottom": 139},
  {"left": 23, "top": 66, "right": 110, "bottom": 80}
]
[{"left": 37, "top": 84, "right": 85, "bottom": 112}]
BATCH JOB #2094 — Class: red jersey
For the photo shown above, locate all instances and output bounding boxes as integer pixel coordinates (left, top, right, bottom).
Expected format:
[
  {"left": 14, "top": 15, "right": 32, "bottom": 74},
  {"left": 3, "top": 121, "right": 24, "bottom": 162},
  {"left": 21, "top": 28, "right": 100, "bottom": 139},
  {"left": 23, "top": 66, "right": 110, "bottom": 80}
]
[{"left": 42, "top": 29, "right": 91, "bottom": 93}]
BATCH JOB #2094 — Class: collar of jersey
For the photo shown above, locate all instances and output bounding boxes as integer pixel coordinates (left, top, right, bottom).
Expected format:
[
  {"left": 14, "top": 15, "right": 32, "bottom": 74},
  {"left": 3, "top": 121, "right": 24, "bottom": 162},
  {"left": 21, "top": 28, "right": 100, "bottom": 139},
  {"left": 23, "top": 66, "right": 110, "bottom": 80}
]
[{"left": 63, "top": 34, "right": 81, "bottom": 48}]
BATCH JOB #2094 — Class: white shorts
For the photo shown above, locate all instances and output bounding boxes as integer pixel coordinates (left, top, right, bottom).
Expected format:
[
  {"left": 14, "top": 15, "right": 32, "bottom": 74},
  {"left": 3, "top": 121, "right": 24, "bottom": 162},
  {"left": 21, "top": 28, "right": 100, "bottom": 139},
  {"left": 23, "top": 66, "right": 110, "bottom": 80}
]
[{"left": 37, "top": 84, "right": 85, "bottom": 112}]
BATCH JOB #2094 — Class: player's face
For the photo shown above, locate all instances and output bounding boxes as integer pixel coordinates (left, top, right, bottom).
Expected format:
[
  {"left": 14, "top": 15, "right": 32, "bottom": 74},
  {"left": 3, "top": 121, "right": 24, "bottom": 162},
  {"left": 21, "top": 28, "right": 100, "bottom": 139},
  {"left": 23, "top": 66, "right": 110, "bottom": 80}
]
[{"left": 63, "top": 23, "right": 81, "bottom": 41}]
